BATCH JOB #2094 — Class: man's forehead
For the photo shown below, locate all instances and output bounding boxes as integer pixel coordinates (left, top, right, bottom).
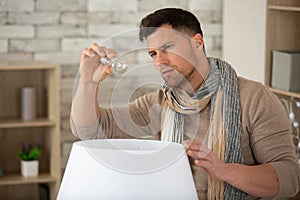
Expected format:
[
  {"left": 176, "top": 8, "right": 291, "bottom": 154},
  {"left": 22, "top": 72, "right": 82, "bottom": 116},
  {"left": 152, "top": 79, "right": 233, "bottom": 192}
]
[{"left": 146, "top": 27, "right": 188, "bottom": 49}]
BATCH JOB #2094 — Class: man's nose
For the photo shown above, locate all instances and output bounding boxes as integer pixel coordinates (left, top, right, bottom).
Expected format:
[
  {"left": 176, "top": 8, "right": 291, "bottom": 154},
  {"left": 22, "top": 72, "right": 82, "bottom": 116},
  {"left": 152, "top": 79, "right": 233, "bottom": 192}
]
[{"left": 155, "top": 51, "right": 170, "bottom": 67}]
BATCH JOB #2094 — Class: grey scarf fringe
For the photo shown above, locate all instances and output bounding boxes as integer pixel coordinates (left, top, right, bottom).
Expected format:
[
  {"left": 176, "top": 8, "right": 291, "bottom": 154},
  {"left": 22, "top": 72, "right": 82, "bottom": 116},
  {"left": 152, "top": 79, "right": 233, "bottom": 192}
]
[
  {"left": 195, "top": 58, "right": 245, "bottom": 199},
  {"left": 215, "top": 58, "right": 245, "bottom": 200}
]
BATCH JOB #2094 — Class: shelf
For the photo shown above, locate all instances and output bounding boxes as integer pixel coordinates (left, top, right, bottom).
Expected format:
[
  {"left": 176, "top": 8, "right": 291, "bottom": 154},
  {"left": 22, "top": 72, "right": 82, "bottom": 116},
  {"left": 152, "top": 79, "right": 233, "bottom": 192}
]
[
  {"left": 0, "top": 118, "right": 56, "bottom": 129},
  {"left": 269, "top": 87, "right": 300, "bottom": 99},
  {"left": 0, "top": 62, "right": 58, "bottom": 71},
  {"left": 0, "top": 173, "right": 57, "bottom": 186},
  {"left": 268, "top": 5, "right": 300, "bottom": 12},
  {"left": 0, "top": 62, "right": 61, "bottom": 199}
]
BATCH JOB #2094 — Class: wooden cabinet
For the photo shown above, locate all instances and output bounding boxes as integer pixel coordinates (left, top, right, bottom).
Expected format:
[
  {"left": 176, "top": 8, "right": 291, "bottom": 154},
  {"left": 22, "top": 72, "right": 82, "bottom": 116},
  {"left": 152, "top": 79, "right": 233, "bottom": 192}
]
[
  {"left": 0, "top": 62, "right": 61, "bottom": 200},
  {"left": 264, "top": 0, "right": 300, "bottom": 98},
  {"left": 265, "top": 1, "right": 300, "bottom": 155}
]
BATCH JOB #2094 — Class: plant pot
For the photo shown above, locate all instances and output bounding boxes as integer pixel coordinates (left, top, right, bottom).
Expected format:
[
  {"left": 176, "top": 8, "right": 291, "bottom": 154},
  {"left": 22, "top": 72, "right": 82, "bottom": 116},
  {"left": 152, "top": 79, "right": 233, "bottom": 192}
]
[{"left": 21, "top": 160, "right": 39, "bottom": 177}]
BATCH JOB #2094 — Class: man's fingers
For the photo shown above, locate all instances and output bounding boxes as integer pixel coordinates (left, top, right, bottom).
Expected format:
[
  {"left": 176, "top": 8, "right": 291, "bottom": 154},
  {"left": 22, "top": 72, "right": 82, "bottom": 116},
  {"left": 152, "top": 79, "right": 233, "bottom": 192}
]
[
  {"left": 198, "top": 146, "right": 211, "bottom": 158},
  {"left": 90, "top": 43, "right": 118, "bottom": 58},
  {"left": 81, "top": 48, "right": 96, "bottom": 60},
  {"left": 91, "top": 43, "right": 105, "bottom": 57},
  {"left": 187, "top": 145, "right": 211, "bottom": 159},
  {"left": 194, "top": 159, "right": 208, "bottom": 168},
  {"left": 187, "top": 150, "right": 199, "bottom": 159},
  {"left": 183, "top": 139, "right": 201, "bottom": 150},
  {"left": 103, "top": 65, "right": 113, "bottom": 74}
]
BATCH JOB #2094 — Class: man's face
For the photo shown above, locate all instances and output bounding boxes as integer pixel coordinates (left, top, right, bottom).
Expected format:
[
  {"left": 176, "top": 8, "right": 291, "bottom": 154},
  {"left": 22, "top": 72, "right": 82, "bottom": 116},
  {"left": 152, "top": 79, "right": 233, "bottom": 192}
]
[{"left": 146, "top": 24, "right": 198, "bottom": 88}]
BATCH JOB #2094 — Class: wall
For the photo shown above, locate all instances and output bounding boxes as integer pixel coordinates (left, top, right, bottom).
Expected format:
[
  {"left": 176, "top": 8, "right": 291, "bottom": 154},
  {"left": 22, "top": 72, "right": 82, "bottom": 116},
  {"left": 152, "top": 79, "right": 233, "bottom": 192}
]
[
  {"left": 223, "top": 0, "right": 266, "bottom": 82},
  {"left": 0, "top": 0, "right": 223, "bottom": 171}
]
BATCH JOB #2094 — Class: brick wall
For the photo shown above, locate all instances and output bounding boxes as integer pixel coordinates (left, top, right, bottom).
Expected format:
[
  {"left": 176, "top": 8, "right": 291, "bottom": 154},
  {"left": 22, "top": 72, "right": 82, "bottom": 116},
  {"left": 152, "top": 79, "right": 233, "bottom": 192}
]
[{"left": 0, "top": 0, "right": 223, "bottom": 171}]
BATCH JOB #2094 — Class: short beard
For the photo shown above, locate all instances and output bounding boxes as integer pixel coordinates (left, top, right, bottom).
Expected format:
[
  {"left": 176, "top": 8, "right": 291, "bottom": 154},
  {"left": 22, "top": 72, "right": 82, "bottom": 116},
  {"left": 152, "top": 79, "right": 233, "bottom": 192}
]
[{"left": 165, "top": 67, "right": 196, "bottom": 93}]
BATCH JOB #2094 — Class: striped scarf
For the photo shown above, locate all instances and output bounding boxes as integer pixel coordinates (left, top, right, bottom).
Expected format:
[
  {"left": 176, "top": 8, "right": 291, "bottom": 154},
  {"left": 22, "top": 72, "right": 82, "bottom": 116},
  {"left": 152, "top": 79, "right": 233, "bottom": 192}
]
[{"left": 161, "top": 57, "right": 245, "bottom": 200}]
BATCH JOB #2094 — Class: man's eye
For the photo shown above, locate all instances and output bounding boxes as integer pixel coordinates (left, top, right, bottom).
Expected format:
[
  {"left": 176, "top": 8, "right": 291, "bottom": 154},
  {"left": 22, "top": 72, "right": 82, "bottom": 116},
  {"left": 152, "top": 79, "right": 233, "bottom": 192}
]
[
  {"left": 149, "top": 52, "right": 157, "bottom": 58},
  {"left": 161, "top": 44, "right": 175, "bottom": 54},
  {"left": 163, "top": 44, "right": 175, "bottom": 51},
  {"left": 165, "top": 44, "right": 173, "bottom": 49}
]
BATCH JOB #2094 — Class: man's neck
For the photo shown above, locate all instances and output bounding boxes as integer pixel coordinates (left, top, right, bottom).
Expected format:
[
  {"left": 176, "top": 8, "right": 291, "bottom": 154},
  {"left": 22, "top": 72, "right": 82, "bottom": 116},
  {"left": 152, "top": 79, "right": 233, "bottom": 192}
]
[{"left": 191, "top": 57, "right": 210, "bottom": 93}]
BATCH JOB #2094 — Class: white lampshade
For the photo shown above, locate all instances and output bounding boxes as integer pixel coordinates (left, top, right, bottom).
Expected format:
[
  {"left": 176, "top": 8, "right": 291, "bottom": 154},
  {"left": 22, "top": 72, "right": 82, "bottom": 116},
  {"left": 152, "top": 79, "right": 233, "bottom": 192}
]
[{"left": 57, "top": 139, "right": 197, "bottom": 200}]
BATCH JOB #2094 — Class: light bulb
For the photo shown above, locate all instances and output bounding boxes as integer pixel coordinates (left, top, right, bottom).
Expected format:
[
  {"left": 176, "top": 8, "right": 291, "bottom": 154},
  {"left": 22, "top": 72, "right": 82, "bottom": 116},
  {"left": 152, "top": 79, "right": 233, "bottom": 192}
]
[{"left": 100, "top": 57, "right": 128, "bottom": 73}]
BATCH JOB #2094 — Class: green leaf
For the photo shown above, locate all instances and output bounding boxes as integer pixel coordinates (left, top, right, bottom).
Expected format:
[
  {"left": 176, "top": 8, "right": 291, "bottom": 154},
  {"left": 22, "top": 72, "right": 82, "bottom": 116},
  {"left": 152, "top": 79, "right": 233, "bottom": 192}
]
[{"left": 18, "top": 146, "right": 41, "bottom": 161}]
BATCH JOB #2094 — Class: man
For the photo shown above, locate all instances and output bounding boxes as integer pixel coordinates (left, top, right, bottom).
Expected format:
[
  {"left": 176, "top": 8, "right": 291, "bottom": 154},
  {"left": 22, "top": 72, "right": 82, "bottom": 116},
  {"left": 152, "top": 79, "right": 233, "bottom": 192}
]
[{"left": 70, "top": 8, "right": 300, "bottom": 199}]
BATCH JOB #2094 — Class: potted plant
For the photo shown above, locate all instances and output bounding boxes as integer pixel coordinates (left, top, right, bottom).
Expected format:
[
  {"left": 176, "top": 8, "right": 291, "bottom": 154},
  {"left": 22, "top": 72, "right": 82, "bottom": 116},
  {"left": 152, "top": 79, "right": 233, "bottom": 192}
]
[{"left": 18, "top": 142, "right": 41, "bottom": 177}]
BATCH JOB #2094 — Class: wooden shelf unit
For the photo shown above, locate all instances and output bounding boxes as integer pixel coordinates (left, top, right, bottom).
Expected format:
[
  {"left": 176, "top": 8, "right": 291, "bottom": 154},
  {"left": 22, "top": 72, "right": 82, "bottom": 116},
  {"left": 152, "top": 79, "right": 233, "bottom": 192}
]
[
  {"left": 0, "top": 118, "right": 56, "bottom": 129},
  {"left": 269, "top": 88, "right": 300, "bottom": 99},
  {"left": 265, "top": 3, "right": 300, "bottom": 184},
  {"left": 268, "top": 5, "right": 300, "bottom": 12},
  {"left": 264, "top": 0, "right": 300, "bottom": 99},
  {"left": 0, "top": 62, "right": 61, "bottom": 200},
  {"left": 0, "top": 174, "right": 57, "bottom": 186}
]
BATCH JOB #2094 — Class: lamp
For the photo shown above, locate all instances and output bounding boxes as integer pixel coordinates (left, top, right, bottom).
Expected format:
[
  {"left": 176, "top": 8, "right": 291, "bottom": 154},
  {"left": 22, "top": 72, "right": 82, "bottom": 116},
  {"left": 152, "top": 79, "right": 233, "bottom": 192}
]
[{"left": 57, "top": 139, "right": 197, "bottom": 200}]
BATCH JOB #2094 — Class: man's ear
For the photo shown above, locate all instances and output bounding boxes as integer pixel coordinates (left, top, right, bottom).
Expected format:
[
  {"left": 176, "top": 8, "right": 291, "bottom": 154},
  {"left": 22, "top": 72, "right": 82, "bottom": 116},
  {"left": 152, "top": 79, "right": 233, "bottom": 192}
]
[{"left": 192, "top": 33, "right": 204, "bottom": 48}]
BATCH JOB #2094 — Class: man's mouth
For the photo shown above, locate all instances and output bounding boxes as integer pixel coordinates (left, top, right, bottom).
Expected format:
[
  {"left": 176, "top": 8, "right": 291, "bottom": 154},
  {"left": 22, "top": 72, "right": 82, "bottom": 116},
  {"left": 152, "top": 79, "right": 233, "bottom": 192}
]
[{"left": 162, "top": 69, "right": 174, "bottom": 76}]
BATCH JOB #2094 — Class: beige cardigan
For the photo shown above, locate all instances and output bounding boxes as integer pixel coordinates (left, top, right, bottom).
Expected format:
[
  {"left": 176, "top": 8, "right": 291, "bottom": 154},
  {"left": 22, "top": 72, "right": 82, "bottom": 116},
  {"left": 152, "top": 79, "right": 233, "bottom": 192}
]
[{"left": 70, "top": 77, "right": 300, "bottom": 199}]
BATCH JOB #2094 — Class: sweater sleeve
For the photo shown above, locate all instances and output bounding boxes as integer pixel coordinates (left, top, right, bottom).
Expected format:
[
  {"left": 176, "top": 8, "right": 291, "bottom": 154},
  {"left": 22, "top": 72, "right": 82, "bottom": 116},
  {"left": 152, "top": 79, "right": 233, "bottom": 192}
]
[
  {"left": 243, "top": 82, "right": 300, "bottom": 198},
  {"left": 70, "top": 89, "right": 163, "bottom": 140}
]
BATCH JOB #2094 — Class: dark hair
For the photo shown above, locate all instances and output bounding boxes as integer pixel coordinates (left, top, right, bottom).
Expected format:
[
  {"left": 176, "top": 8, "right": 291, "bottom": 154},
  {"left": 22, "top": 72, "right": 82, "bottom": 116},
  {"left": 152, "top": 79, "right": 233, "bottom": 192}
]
[{"left": 139, "top": 8, "right": 203, "bottom": 42}]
